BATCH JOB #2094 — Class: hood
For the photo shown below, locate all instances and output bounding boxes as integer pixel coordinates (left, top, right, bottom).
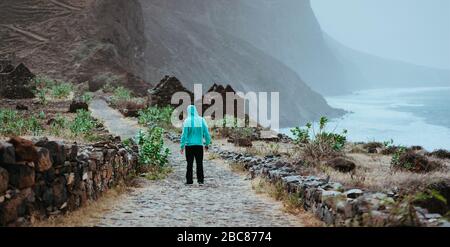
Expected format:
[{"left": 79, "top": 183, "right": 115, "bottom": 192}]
[{"left": 187, "top": 105, "right": 199, "bottom": 117}]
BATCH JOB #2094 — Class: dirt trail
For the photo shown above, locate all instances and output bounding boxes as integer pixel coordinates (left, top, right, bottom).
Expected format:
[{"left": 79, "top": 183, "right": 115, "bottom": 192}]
[
  {"left": 89, "top": 99, "right": 144, "bottom": 139},
  {"left": 85, "top": 100, "right": 306, "bottom": 226}
]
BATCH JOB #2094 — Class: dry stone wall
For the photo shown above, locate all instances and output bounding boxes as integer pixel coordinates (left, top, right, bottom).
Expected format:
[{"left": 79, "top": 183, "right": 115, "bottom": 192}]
[{"left": 0, "top": 137, "right": 138, "bottom": 226}]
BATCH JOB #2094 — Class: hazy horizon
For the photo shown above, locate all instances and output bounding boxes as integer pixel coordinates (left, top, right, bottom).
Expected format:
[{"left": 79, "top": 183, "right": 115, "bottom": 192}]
[{"left": 311, "top": 0, "right": 450, "bottom": 70}]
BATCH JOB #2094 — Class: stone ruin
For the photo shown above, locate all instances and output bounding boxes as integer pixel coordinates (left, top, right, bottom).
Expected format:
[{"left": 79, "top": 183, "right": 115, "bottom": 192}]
[
  {"left": 0, "top": 54, "right": 35, "bottom": 99},
  {"left": 148, "top": 75, "right": 194, "bottom": 107},
  {"left": 149, "top": 76, "right": 246, "bottom": 118}
]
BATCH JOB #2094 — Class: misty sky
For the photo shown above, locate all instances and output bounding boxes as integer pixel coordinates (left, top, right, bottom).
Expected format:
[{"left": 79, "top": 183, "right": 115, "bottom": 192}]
[{"left": 311, "top": 0, "right": 450, "bottom": 70}]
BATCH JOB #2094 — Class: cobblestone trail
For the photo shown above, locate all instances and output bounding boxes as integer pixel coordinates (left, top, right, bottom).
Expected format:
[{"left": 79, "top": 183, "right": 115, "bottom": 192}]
[{"left": 86, "top": 100, "right": 305, "bottom": 226}]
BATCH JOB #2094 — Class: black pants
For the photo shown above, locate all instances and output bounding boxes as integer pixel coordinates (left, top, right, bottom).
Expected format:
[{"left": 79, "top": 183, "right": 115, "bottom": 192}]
[{"left": 185, "top": 145, "right": 204, "bottom": 184}]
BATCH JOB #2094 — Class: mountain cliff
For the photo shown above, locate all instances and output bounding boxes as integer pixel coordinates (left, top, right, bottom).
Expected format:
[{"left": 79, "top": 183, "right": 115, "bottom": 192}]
[
  {"left": 137, "top": 0, "right": 343, "bottom": 127},
  {"left": 157, "top": 0, "right": 448, "bottom": 95}
]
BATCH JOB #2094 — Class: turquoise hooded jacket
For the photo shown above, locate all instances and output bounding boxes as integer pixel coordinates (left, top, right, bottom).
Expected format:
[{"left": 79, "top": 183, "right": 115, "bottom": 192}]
[{"left": 180, "top": 105, "right": 211, "bottom": 149}]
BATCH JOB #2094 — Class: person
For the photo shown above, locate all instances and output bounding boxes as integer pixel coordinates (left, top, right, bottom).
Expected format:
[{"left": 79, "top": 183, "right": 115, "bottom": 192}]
[{"left": 180, "top": 105, "right": 211, "bottom": 185}]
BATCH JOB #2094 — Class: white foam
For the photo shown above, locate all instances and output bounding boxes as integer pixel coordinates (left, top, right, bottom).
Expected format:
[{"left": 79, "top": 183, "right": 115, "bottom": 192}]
[{"left": 281, "top": 87, "right": 450, "bottom": 151}]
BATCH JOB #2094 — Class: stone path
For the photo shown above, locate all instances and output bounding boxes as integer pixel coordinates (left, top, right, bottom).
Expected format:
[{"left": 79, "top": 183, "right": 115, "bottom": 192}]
[
  {"left": 90, "top": 99, "right": 144, "bottom": 139},
  {"left": 85, "top": 99, "right": 305, "bottom": 226}
]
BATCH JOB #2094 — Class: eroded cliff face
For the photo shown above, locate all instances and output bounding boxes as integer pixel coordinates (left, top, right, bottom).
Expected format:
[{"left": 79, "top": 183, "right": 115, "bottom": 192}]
[
  {"left": 138, "top": 0, "right": 342, "bottom": 127},
  {"left": 142, "top": 0, "right": 449, "bottom": 95}
]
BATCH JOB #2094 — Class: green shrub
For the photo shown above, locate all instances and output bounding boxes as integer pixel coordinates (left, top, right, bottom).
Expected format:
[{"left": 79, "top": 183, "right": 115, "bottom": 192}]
[
  {"left": 28, "top": 116, "right": 43, "bottom": 136},
  {"left": 50, "top": 113, "right": 69, "bottom": 136},
  {"left": 111, "top": 86, "right": 132, "bottom": 105},
  {"left": 70, "top": 109, "right": 96, "bottom": 136},
  {"left": 0, "top": 109, "right": 28, "bottom": 135},
  {"left": 138, "top": 106, "right": 174, "bottom": 128},
  {"left": 291, "top": 116, "right": 347, "bottom": 162},
  {"left": 134, "top": 127, "right": 170, "bottom": 170},
  {"left": 291, "top": 123, "right": 311, "bottom": 144},
  {"left": 35, "top": 88, "right": 48, "bottom": 105},
  {"left": 391, "top": 147, "right": 441, "bottom": 173},
  {"left": 0, "top": 109, "right": 43, "bottom": 136},
  {"left": 80, "top": 92, "right": 94, "bottom": 103},
  {"left": 33, "top": 75, "right": 55, "bottom": 88},
  {"left": 51, "top": 82, "right": 73, "bottom": 99}
]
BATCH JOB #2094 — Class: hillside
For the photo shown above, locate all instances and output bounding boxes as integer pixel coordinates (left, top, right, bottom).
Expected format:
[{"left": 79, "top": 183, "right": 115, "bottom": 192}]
[
  {"left": 0, "top": 0, "right": 150, "bottom": 94},
  {"left": 0, "top": 0, "right": 343, "bottom": 127}
]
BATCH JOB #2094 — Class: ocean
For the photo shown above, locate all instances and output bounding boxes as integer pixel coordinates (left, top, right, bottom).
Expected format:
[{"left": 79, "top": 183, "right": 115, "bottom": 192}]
[{"left": 281, "top": 87, "right": 450, "bottom": 151}]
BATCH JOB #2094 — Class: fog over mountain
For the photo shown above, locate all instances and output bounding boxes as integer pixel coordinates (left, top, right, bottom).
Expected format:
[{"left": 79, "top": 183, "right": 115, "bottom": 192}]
[
  {"left": 138, "top": 0, "right": 343, "bottom": 127},
  {"left": 138, "top": 0, "right": 449, "bottom": 97}
]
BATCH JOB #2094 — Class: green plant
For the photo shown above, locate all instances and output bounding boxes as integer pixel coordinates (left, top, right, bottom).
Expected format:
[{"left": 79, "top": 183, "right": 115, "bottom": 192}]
[
  {"left": 138, "top": 106, "right": 174, "bottom": 128},
  {"left": 391, "top": 147, "right": 441, "bottom": 173},
  {"left": 38, "top": 111, "right": 46, "bottom": 119},
  {"left": 134, "top": 127, "right": 170, "bottom": 170},
  {"left": 111, "top": 86, "right": 132, "bottom": 105},
  {"left": 383, "top": 139, "right": 395, "bottom": 148},
  {"left": 35, "top": 87, "right": 48, "bottom": 105},
  {"left": 51, "top": 82, "right": 73, "bottom": 99},
  {"left": 0, "top": 109, "right": 28, "bottom": 135},
  {"left": 33, "top": 75, "right": 55, "bottom": 88},
  {"left": 265, "top": 143, "right": 281, "bottom": 156},
  {"left": 291, "top": 116, "right": 348, "bottom": 162},
  {"left": 50, "top": 113, "right": 69, "bottom": 136},
  {"left": 391, "top": 146, "right": 409, "bottom": 169},
  {"left": 291, "top": 123, "right": 311, "bottom": 144},
  {"left": 80, "top": 92, "right": 94, "bottom": 103},
  {"left": 70, "top": 109, "right": 96, "bottom": 136},
  {"left": 28, "top": 116, "right": 43, "bottom": 136}
]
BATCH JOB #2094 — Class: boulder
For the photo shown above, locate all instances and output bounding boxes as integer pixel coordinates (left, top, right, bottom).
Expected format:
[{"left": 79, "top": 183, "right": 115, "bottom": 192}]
[
  {"left": 53, "top": 177, "right": 68, "bottom": 209},
  {"left": 0, "top": 188, "right": 33, "bottom": 226},
  {"left": 321, "top": 190, "right": 346, "bottom": 210},
  {"left": 414, "top": 180, "right": 450, "bottom": 215},
  {"left": 325, "top": 157, "right": 356, "bottom": 173},
  {"left": 0, "top": 167, "right": 8, "bottom": 194},
  {"left": 344, "top": 189, "right": 364, "bottom": 199},
  {"left": 0, "top": 142, "right": 16, "bottom": 165},
  {"left": 69, "top": 98, "right": 89, "bottom": 113},
  {"left": 8, "top": 137, "right": 38, "bottom": 163},
  {"left": 35, "top": 141, "right": 66, "bottom": 166},
  {"left": 2, "top": 163, "right": 35, "bottom": 189},
  {"left": 118, "top": 101, "right": 146, "bottom": 117}
]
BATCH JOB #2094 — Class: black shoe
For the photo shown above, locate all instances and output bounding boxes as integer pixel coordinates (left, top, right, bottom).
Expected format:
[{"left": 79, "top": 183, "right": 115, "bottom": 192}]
[
  {"left": 185, "top": 182, "right": 193, "bottom": 186},
  {"left": 198, "top": 182, "right": 204, "bottom": 185}
]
